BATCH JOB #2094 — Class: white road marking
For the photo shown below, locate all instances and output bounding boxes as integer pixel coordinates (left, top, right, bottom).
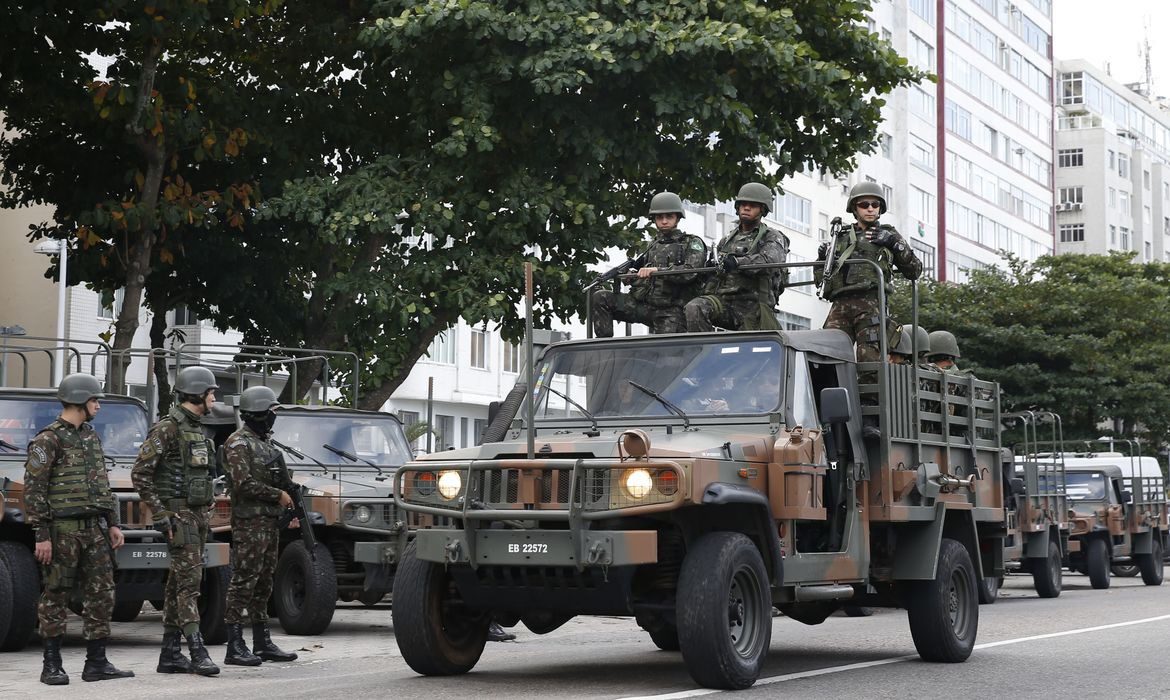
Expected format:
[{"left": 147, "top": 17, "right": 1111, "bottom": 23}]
[{"left": 619, "top": 613, "right": 1170, "bottom": 699}]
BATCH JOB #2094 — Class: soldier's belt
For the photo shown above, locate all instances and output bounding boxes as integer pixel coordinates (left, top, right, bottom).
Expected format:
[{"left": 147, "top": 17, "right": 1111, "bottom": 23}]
[{"left": 52, "top": 516, "right": 101, "bottom": 533}]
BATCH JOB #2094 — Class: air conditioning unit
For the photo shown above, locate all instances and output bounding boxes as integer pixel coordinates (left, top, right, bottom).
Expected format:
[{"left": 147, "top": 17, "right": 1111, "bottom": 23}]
[
  {"left": 1055, "top": 202, "right": 1073, "bottom": 212},
  {"left": 1071, "top": 203, "right": 1083, "bottom": 211}
]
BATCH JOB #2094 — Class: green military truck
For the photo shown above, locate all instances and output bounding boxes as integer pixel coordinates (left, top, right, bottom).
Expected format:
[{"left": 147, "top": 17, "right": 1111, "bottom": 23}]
[
  {"left": 1061, "top": 449, "right": 1167, "bottom": 589},
  {"left": 0, "top": 388, "right": 231, "bottom": 650},
  {"left": 262, "top": 404, "right": 413, "bottom": 635},
  {"left": 391, "top": 329, "right": 1006, "bottom": 689}
]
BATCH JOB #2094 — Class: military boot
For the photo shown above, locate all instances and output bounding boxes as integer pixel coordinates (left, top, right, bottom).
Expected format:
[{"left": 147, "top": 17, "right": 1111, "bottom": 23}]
[
  {"left": 40, "top": 636, "right": 69, "bottom": 686},
  {"left": 81, "top": 638, "right": 135, "bottom": 682},
  {"left": 252, "top": 622, "right": 297, "bottom": 662},
  {"left": 156, "top": 629, "right": 192, "bottom": 674},
  {"left": 224, "top": 624, "right": 261, "bottom": 667},
  {"left": 185, "top": 631, "right": 221, "bottom": 676}
]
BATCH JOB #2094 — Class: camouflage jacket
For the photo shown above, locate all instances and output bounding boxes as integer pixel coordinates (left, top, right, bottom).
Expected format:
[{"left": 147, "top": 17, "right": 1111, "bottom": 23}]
[
  {"left": 24, "top": 418, "right": 119, "bottom": 541},
  {"left": 627, "top": 228, "right": 708, "bottom": 307},
  {"left": 223, "top": 424, "right": 289, "bottom": 518},
  {"left": 704, "top": 222, "right": 789, "bottom": 301},
  {"left": 131, "top": 405, "right": 215, "bottom": 515},
  {"left": 816, "top": 221, "right": 922, "bottom": 300}
]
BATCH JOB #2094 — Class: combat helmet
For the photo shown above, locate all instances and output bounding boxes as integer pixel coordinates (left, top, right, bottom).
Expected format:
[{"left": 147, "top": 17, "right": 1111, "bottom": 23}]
[
  {"left": 648, "top": 191, "right": 685, "bottom": 219},
  {"left": 928, "top": 330, "right": 961, "bottom": 359},
  {"left": 57, "top": 373, "right": 105, "bottom": 405},
  {"left": 175, "top": 366, "right": 219, "bottom": 397},
  {"left": 846, "top": 181, "right": 887, "bottom": 215},
  {"left": 891, "top": 327, "right": 914, "bottom": 356},
  {"left": 906, "top": 325, "right": 930, "bottom": 358},
  {"left": 735, "top": 182, "right": 773, "bottom": 215},
  {"left": 239, "top": 385, "right": 280, "bottom": 414}
]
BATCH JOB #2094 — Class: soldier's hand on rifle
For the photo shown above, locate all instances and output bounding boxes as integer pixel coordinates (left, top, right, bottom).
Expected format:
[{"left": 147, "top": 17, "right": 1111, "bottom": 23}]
[
  {"left": 34, "top": 540, "right": 52, "bottom": 565},
  {"left": 817, "top": 242, "right": 830, "bottom": 260},
  {"left": 866, "top": 227, "right": 894, "bottom": 248},
  {"left": 108, "top": 526, "right": 125, "bottom": 549},
  {"left": 286, "top": 517, "right": 301, "bottom": 530},
  {"left": 721, "top": 255, "right": 740, "bottom": 272},
  {"left": 278, "top": 490, "right": 293, "bottom": 508},
  {"left": 636, "top": 266, "right": 657, "bottom": 278},
  {"left": 153, "top": 511, "right": 175, "bottom": 542}
]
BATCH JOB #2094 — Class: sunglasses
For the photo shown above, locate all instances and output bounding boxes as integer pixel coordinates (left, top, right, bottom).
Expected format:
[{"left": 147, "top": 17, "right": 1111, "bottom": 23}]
[{"left": 855, "top": 201, "right": 882, "bottom": 210}]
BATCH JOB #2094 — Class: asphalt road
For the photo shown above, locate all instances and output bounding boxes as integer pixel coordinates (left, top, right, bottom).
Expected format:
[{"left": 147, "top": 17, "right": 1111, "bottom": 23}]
[{"left": 3, "top": 573, "right": 1169, "bottom": 699}]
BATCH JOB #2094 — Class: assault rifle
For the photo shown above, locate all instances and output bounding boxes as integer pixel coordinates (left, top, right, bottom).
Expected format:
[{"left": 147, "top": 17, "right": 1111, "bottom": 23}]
[
  {"left": 817, "top": 216, "right": 845, "bottom": 299},
  {"left": 271, "top": 452, "right": 319, "bottom": 560},
  {"left": 589, "top": 254, "right": 645, "bottom": 289}
]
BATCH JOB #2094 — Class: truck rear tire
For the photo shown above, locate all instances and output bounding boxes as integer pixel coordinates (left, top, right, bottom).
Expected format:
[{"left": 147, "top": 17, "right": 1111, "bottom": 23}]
[
  {"left": 677, "top": 532, "right": 771, "bottom": 690},
  {"left": 0, "top": 554, "right": 12, "bottom": 647},
  {"left": 1137, "top": 538, "right": 1164, "bottom": 586},
  {"left": 199, "top": 566, "right": 231, "bottom": 644},
  {"left": 0, "top": 542, "right": 38, "bottom": 652},
  {"left": 392, "top": 542, "right": 489, "bottom": 675},
  {"left": 1111, "top": 564, "right": 1139, "bottom": 577},
  {"left": 275, "top": 541, "right": 338, "bottom": 635},
  {"left": 1086, "top": 538, "right": 1111, "bottom": 590},
  {"left": 977, "top": 575, "right": 999, "bottom": 604},
  {"left": 1032, "top": 540, "right": 1063, "bottom": 598},
  {"left": 907, "top": 538, "right": 977, "bottom": 663}
]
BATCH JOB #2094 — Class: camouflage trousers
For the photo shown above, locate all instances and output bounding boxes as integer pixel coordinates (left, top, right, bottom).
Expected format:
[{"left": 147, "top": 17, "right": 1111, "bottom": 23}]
[
  {"left": 685, "top": 294, "right": 773, "bottom": 332},
  {"left": 38, "top": 519, "right": 114, "bottom": 640},
  {"left": 224, "top": 515, "right": 280, "bottom": 625},
  {"left": 823, "top": 295, "right": 900, "bottom": 363},
  {"left": 163, "top": 508, "right": 208, "bottom": 633},
  {"left": 591, "top": 290, "right": 685, "bottom": 337}
]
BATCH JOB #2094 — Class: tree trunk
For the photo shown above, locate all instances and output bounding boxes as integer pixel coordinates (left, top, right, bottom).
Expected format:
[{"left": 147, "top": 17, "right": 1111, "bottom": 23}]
[
  {"left": 356, "top": 315, "right": 453, "bottom": 411},
  {"left": 149, "top": 309, "right": 173, "bottom": 420}
]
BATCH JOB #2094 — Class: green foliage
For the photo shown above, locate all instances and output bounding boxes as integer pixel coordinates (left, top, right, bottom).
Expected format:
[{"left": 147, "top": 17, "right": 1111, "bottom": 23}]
[{"left": 894, "top": 253, "right": 1170, "bottom": 450}]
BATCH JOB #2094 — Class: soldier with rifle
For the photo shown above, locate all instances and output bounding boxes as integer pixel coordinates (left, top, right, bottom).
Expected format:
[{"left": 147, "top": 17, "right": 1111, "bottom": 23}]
[
  {"left": 590, "top": 191, "right": 707, "bottom": 337},
  {"left": 221, "top": 385, "right": 299, "bottom": 666}
]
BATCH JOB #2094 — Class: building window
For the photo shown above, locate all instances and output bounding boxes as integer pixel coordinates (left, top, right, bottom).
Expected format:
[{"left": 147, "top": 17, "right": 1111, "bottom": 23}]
[
  {"left": 1057, "top": 149, "right": 1083, "bottom": 168},
  {"left": 470, "top": 329, "right": 488, "bottom": 370},
  {"left": 880, "top": 132, "right": 892, "bottom": 159},
  {"left": 1119, "top": 190, "right": 1129, "bottom": 212},
  {"left": 1058, "top": 187, "right": 1083, "bottom": 205},
  {"left": 1144, "top": 170, "right": 1151, "bottom": 190},
  {"left": 882, "top": 184, "right": 894, "bottom": 206},
  {"left": 909, "top": 32, "right": 935, "bottom": 69},
  {"left": 1058, "top": 224, "right": 1085, "bottom": 243},
  {"left": 473, "top": 418, "right": 488, "bottom": 446},
  {"left": 1163, "top": 217, "right": 1169, "bottom": 235},
  {"left": 911, "top": 240, "right": 937, "bottom": 279},
  {"left": 426, "top": 329, "right": 456, "bottom": 365},
  {"left": 1109, "top": 187, "right": 1116, "bottom": 208},
  {"left": 1145, "top": 241, "right": 1153, "bottom": 261},
  {"left": 909, "top": 0, "right": 935, "bottom": 25},
  {"left": 775, "top": 311, "right": 811, "bottom": 331},
  {"left": 98, "top": 289, "right": 125, "bottom": 321},
  {"left": 434, "top": 414, "right": 456, "bottom": 451},
  {"left": 1060, "top": 71, "right": 1083, "bottom": 105},
  {"left": 1108, "top": 150, "right": 1115, "bottom": 170},
  {"left": 910, "top": 86, "right": 936, "bottom": 122},
  {"left": 910, "top": 137, "right": 935, "bottom": 172},
  {"left": 1118, "top": 153, "right": 1130, "bottom": 178},
  {"left": 911, "top": 187, "right": 935, "bottom": 223},
  {"left": 1110, "top": 225, "right": 1117, "bottom": 246},
  {"left": 776, "top": 192, "right": 811, "bottom": 234},
  {"left": 1120, "top": 227, "right": 1130, "bottom": 249},
  {"left": 502, "top": 342, "right": 520, "bottom": 374}
]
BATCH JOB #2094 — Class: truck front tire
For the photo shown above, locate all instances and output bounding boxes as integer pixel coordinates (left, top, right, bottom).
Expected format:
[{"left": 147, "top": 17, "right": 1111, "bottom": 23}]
[
  {"left": 275, "top": 541, "right": 338, "bottom": 635},
  {"left": 1032, "top": 539, "right": 1063, "bottom": 598},
  {"left": 1137, "top": 538, "right": 1164, "bottom": 586},
  {"left": 0, "top": 542, "right": 38, "bottom": 652},
  {"left": 1086, "top": 538, "right": 1111, "bottom": 590},
  {"left": 907, "top": 538, "right": 978, "bottom": 663}
]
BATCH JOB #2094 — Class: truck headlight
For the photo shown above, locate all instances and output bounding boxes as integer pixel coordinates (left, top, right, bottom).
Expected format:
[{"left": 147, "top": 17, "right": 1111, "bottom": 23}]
[
  {"left": 624, "top": 468, "right": 653, "bottom": 499},
  {"left": 354, "top": 505, "right": 373, "bottom": 524},
  {"left": 415, "top": 472, "right": 436, "bottom": 497},
  {"left": 437, "top": 470, "right": 462, "bottom": 500}
]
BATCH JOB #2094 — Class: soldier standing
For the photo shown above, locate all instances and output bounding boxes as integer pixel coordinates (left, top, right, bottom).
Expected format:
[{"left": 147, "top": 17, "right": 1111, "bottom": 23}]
[
  {"left": 25, "top": 374, "right": 134, "bottom": 685},
  {"left": 131, "top": 366, "right": 221, "bottom": 676},
  {"left": 591, "top": 192, "right": 707, "bottom": 337},
  {"left": 816, "top": 182, "right": 923, "bottom": 361},
  {"left": 222, "top": 385, "right": 298, "bottom": 666},
  {"left": 684, "top": 182, "right": 788, "bottom": 332}
]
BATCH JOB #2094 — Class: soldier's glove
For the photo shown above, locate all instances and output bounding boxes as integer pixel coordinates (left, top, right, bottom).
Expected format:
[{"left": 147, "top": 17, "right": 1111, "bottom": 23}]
[
  {"left": 817, "top": 241, "right": 830, "bottom": 260},
  {"left": 867, "top": 227, "right": 895, "bottom": 248},
  {"left": 152, "top": 511, "right": 175, "bottom": 540},
  {"left": 721, "top": 255, "right": 740, "bottom": 272}
]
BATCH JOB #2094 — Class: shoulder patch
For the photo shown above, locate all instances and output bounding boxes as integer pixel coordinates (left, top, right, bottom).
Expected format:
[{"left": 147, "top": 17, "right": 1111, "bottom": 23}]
[
  {"left": 30, "top": 443, "right": 48, "bottom": 466},
  {"left": 689, "top": 238, "right": 705, "bottom": 252}
]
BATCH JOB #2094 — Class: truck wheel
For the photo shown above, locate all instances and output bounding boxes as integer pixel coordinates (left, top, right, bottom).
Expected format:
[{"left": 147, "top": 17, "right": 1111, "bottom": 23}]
[
  {"left": 1086, "top": 538, "right": 1111, "bottom": 590},
  {"left": 1111, "top": 564, "right": 1139, "bottom": 577},
  {"left": 1032, "top": 540, "right": 1063, "bottom": 599},
  {"left": 647, "top": 625, "right": 680, "bottom": 651},
  {"left": 977, "top": 575, "right": 999, "bottom": 604},
  {"left": 392, "top": 541, "right": 489, "bottom": 675},
  {"left": 676, "top": 532, "right": 771, "bottom": 690},
  {"left": 0, "top": 542, "right": 38, "bottom": 652},
  {"left": 111, "top": 599, "right": 143, "bottom": 622},
  {"left": 199, "top": 566, "right": 231, "bottom": 644},
  {"left": 1137, "top": 538, "right": 1164, "bottom": 586},
  {"left": 0, "top": 554, "right": 12, "bottom": 647},
  {"left": 842, "top": 605, "right": 873, "bottom": 617},
  {"left": 358, "top": 589, "right": 384, "bottom": 606},
  {"left": 275, "top": 541, "right": 338, "bottom": 635},
  {"left": 907, "top": 538, "right": 977, "bottom": 663}
]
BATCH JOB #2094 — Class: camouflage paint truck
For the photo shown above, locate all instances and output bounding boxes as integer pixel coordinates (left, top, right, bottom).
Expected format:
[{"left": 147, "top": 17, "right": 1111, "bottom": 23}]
[
  {"left": 391, "top": 329, "right": 1005, "bottom": 689},
  {"left": 0, "top": 388, "right": 231, "bottom": 651},
  {"left": 261, "top": 404, "right": 413, "bottom": 635},
  {"left": 1061, "top": 450, "right": 1167, "bottom": 589}
]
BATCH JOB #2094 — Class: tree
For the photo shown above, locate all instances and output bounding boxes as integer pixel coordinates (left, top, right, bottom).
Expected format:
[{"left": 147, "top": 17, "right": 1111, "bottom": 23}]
[
  {"left": 183, "top": 0, "right": 927, "bottom": 408},
  {"left": 894, "top": 253, "right": 1170, "bottom": 450}
]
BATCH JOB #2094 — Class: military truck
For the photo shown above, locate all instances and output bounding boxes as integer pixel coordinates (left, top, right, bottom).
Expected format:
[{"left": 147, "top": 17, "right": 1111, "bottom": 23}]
[
  {"left": 0, "top": 388, "right": 231, "bottom": 650},
  {"left": 1061, "top": 449, "right": 1167, "bottom": 589},
  {"left": 260, "top": 404, "right": 413, "bottom": 635},
  {"left": 392, "top": 329, "right": 1005, "bottom": 689}
]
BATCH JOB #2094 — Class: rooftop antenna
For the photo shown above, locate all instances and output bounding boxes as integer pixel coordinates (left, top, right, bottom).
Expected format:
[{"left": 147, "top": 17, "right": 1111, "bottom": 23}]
[{"left": 1141, "top": 17, "right": 1154, "bottom": 97}]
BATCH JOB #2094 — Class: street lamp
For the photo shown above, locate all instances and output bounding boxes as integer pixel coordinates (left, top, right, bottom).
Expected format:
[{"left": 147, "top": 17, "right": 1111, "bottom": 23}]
[
  {"left": 0, "top": 325, "right": 27, "bottom": 386},
  {"left": 33, "top": 238, "right": 67, "bottom": 386}
]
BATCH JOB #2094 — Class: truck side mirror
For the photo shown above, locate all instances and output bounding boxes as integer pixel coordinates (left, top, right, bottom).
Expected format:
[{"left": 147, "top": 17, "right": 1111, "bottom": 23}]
[
  {"left": 1009, "top": 477, "right": 1025, "bottom": 496},
  {"left": 819, "top": 387, "right": 853, "bottom": 425},
  {"left": 1122, "top": 489, "right": 1133, "bottom": 504}
]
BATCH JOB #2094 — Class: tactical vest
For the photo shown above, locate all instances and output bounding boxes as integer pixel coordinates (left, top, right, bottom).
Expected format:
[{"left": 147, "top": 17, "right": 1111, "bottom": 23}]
[
  {"left": 824, "top": 224, "right": 897, "bottom": 300},
  {"left": 43, "top": 421, "right": 115, "bottom": 518},
  {"left": 628, "top": 230, "right": 706, "bottom": 307},
  {"left": 154, "top": 407, "right": 216, "bottom": 508},
  {"left": 712, "top": 224, "right": 789, "bottom": 300},
  {"left": 227, "top": 429, "right": 285, "bottom": 518}
]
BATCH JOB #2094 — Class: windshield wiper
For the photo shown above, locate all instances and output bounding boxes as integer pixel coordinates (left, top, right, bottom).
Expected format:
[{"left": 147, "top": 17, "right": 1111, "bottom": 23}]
[
  {"left": 540, "top": 385, "right": 600, "bottom": 436},
  {"left": 627, "top": 380, "right": 691, "bottom": 430},
  {"left": 323, "top": 443, "right": 383, "bottom": 475},
  {"left": 272, "top": 438, "right": 329, "bottom": 472},
  {"left": 0, "top": 438, "right": 20, "bottom": 452}
]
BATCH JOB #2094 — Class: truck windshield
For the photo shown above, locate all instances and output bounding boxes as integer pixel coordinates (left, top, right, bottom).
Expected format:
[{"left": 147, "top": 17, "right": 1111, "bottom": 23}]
[
  {"left": 0, "top": 397, "right": 149, "bottom": 456},
  {"left": 272, "top": 413, "right": 413, "bottom": 468},
  {"left": 533, "top": 339, "right": 784, "bottom": 420},
  {"left": 1065, "top": 472, "right": 1109, "bottom": 501}
]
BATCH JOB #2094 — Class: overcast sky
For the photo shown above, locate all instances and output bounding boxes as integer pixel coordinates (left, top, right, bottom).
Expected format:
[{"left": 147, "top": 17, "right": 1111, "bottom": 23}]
[{"left": 1053, "top": 1, "right": 1170, "bottom": 96}]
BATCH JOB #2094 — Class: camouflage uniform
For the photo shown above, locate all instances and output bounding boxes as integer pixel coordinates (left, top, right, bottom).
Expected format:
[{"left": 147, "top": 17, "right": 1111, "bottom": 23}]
[
  {"left": 591, "top": 228, "right": 707, "bottom": 337},
  {"left": 685, "top": 222, "right": 788, "bottom": 332},
  {"left": 816, "top": 222, "right": 922, "bottom": 361},
  {"left": 223, "top": 424, "right": 291, "bottom": 625},
  {"left": 131, "top": 405, "right": 216, "bottom": 635},
  {"left": 24, "top": 419, "right": 119, "bottom": 640}
]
